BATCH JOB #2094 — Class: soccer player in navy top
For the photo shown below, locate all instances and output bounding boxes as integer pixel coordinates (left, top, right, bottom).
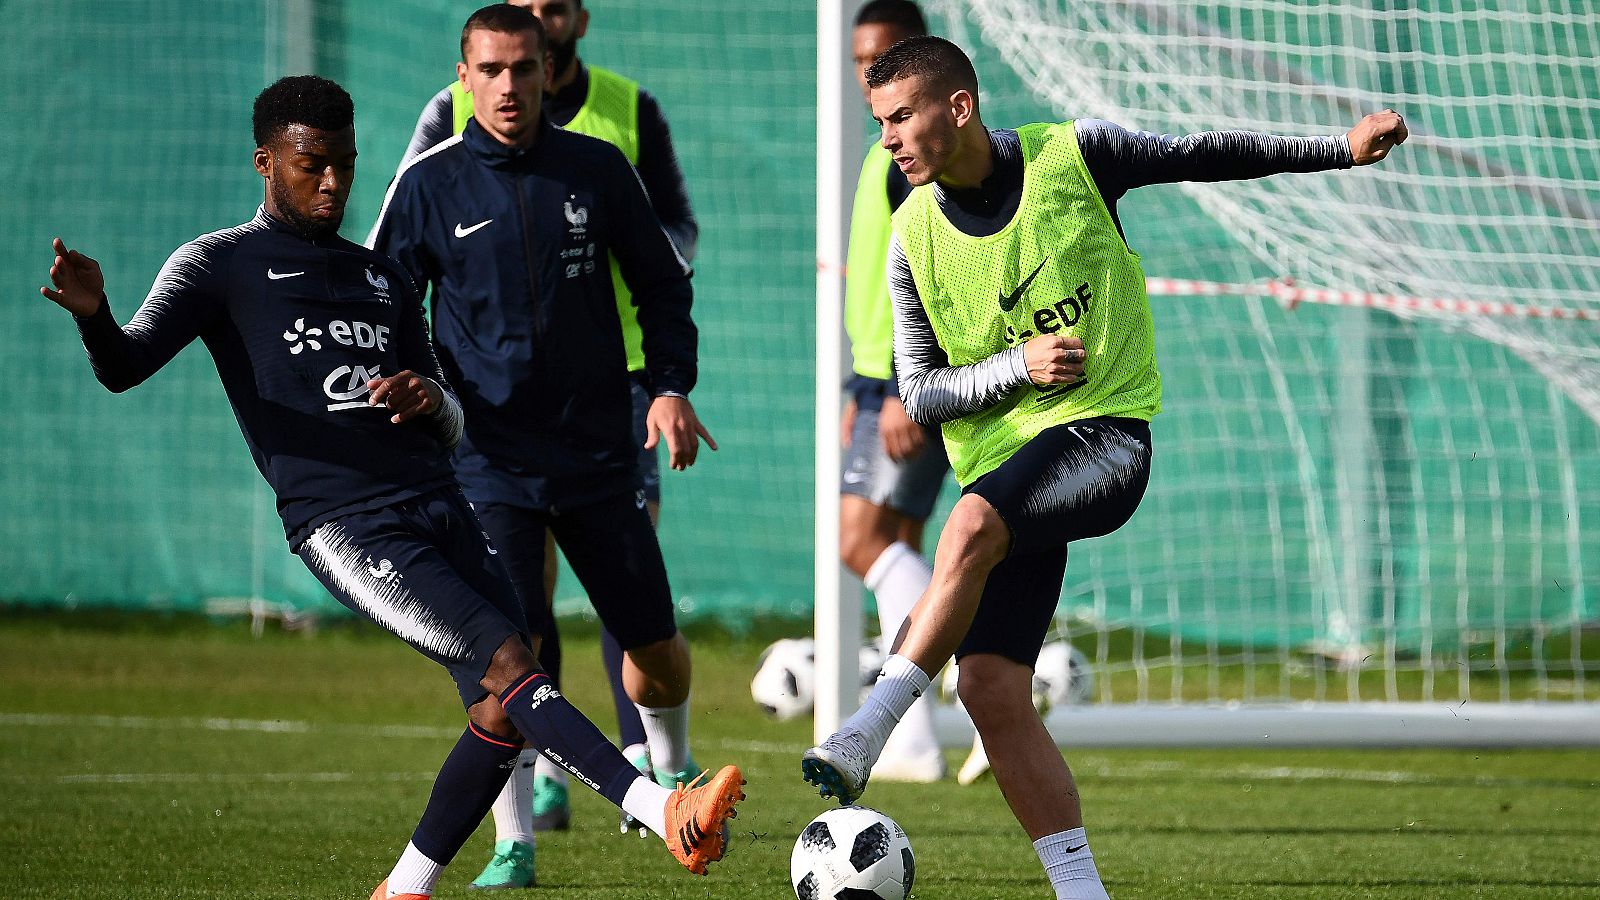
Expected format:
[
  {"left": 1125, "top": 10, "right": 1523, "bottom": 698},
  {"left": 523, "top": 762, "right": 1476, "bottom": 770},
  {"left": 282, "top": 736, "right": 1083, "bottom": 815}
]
[
  {"left": 369, "top": 8, "right": 721, "bottom": 885},
  {"left": 39, "top": 74, "right": 743, "bottom": 900}
]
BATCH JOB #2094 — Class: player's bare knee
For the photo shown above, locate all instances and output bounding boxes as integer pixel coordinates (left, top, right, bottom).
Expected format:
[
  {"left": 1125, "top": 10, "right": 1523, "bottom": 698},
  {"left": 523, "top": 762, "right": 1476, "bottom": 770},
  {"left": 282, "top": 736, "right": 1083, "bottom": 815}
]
[
  {"left": 840, "top": 501, "right": 900, "bottom": 575},
  {"left": 480, "top": 634, "right": 540, "bottom": 696},
  {"left": 943, "top": 498, "right": 1010, "bottom": 569},
  {"left": 468, "top": 696, "right": 522, "bottom": 742},
  {"left": 957, "top": 656, "right": 1035, "bottom": 728}
]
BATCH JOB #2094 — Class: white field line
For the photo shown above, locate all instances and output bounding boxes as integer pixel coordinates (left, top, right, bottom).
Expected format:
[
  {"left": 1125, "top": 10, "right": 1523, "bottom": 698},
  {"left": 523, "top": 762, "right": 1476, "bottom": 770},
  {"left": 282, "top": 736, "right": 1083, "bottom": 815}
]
[{"left": 4, "top": 771, "right": 437, "bottom": 785}]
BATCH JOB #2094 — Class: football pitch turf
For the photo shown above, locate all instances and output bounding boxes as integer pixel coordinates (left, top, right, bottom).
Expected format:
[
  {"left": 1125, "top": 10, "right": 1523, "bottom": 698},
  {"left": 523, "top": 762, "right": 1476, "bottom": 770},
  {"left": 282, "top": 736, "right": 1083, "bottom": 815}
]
[{"left": 2, "top": 612, "right": 1597, "bottom": 899}]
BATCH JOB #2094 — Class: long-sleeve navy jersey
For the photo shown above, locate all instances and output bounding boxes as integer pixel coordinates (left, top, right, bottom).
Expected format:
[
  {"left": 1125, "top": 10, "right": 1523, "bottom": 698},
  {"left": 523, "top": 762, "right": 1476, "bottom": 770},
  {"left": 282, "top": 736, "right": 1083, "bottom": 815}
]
[
  {"left": 398, "top": 63, "right": 698, "bottom": 262},
  {"left": 74, "top": 207, "right": 465, "bottom": 548},
  {"left": 368, "top": 117, "right": 696, "bottom": 512}
]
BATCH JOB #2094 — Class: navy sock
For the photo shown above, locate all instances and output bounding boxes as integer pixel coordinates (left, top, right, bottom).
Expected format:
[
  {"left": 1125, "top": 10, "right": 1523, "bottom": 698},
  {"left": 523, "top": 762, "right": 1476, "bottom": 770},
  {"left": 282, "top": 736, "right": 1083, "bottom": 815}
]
[
  {"left": 410, "top": 724, "right": 522, "bottom": 864},
  {"left": 499, "top": 670, "right": 638, "bottom": 806},
  {"left": 602, "top": 628, "right": 648, "bottom": 750}
]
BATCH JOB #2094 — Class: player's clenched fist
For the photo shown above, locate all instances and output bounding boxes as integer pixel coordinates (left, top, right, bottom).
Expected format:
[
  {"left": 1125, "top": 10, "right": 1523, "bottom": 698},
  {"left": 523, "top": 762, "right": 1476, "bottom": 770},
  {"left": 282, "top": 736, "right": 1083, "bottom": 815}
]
[
  {"left": 367, "top": 370, "right": 441, "bottom": 424},
  {"left": 1023, "top": 334, "right": 1087, "bottom": 386},
  {"left": 1347, "top": 109, "right": 1409, "bottom": 165}
]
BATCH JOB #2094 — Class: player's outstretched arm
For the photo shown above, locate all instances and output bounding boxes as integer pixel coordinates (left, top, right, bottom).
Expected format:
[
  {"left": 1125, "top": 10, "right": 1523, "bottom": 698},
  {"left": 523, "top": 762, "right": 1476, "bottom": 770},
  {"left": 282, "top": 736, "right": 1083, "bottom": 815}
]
[
  {"left": 1346, "top": 109, "right": 1409, "bottom": 166},
  {"left": 645, "top": 394, "right": 718, "bottom": 471},
  {"left": 40, "top": 238, "right": 105, "bottom": 317}
]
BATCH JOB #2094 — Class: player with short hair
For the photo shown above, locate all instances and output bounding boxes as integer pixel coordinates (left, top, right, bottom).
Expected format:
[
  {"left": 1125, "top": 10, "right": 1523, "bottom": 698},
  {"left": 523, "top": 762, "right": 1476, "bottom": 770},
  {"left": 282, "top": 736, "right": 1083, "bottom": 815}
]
[
  {"left": 38, "top": 73, "right": 743, "bottom": 900},
  {"left": 803, "top": 36, "right": 1407, "bottom": 899},
  {"left": 394, "top": 0, "right": 700, "bottom": 864},
  {"left": 838, "top": 0, "right": 948, "bottom": 785},
  {"left": 369, "top": 7, "right": 718, "bottom": 890}
]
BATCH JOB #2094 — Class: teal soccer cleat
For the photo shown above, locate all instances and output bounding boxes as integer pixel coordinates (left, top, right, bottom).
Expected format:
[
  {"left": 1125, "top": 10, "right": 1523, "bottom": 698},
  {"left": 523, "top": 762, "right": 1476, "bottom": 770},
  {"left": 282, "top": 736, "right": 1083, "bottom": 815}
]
[{"left": 467, "top": 839, "right": 535, "bottom": 891}]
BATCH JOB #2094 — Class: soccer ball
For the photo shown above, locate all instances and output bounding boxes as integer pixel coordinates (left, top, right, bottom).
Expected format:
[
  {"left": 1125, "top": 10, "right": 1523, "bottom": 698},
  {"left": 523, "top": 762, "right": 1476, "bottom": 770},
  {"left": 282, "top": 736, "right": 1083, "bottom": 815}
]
[
  {"left": 790, "top": 806, "right": 915, "bottom": 900},
  {"left": 752, "top": 638, "right": 816, "bottom": 720},
  {"left": 937, "top": 641, "right": 1094, "bottom": 715},
  {"left": 1033, "top": 640, "right": 1095, "bottom": 712},
  {"left": 751, "top": 639, "right": 898, "bottom": 720}
]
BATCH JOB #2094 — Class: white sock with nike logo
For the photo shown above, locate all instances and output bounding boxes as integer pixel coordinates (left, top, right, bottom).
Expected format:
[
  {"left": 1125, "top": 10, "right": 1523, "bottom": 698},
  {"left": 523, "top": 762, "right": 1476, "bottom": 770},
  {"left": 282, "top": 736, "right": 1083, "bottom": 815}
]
[
  {"left": 1034, "top": 827, "right": 1109, "bottom": 900},
  {"left": 843, "top": 654, "right": 932, "bottom": 752}
]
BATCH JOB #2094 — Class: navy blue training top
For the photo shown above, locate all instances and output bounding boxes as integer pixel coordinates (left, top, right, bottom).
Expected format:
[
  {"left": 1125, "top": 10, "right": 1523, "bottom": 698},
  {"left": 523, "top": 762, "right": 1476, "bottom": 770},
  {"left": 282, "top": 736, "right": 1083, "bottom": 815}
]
[
  {"left": 369, "top": 117, "right": 696, "bottom": 513},
  {"left": 75, "top": 207, "right": 466, "bottom": 549}
]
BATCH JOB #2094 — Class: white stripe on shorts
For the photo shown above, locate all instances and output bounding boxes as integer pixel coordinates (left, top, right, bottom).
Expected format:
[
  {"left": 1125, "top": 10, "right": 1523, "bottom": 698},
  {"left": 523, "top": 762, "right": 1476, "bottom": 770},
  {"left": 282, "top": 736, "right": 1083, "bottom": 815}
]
[{"left": 302, "top": 521, "right": 471, "bottom": 660}]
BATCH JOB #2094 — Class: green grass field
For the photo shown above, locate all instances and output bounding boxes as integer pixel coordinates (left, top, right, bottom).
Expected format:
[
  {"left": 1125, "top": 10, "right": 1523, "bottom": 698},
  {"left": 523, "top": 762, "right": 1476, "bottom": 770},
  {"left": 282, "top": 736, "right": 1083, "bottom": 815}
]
[{"left": 3, "top": 612, "right": 1598, "bottom": 899}]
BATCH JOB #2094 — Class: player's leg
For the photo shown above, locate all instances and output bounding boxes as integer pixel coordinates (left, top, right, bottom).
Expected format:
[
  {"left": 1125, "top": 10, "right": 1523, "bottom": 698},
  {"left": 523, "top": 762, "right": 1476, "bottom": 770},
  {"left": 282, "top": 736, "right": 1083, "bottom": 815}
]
[
  {"left": 804, "top": 491, "right": 1007, "bottom": 802},
  {"left": 550, "top": 489, "right": 700, "bottom": 787},
  {"left": 806, "top": 418, "right": 1151, "bottom": 806},
  {"left": 840, "top": 403, "right": 949, "bottom": 780},
  {"left": 608, "top": 376, "right": 663, "bottom": 832},
  {"left": 461, "top": 502, "right": 556, "bottom": 889},
  {"left": 297, "top": 492, "right": 540, "bottom": 899}
]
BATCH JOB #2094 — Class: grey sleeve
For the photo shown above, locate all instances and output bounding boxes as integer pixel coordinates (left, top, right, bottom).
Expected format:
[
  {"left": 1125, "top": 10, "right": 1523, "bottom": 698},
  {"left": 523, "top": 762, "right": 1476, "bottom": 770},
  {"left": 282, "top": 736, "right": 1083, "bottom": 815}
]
[
  {"left": 1076, "top": 118, "right": 1354, "bottom": 202},
  {"left": 398, "top": 87, "right": 456, "bottom": 171},
  {"left": 890, "top": 234, "right": 1029, "bottom": 426}
]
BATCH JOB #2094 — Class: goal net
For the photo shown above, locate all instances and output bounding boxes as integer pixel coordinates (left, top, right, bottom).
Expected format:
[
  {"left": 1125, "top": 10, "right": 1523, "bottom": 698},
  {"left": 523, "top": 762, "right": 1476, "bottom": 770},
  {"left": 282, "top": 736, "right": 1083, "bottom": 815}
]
[{"left": 904, "top": 0, "right": 1600, "bottom": 743}]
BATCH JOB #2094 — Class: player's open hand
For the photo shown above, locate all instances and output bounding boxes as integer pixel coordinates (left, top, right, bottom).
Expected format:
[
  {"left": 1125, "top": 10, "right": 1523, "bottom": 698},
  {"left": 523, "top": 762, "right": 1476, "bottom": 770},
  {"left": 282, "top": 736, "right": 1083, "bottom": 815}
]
[
  {"left": 1023, "top": 334, "right": 1087, "bottom": 386},
  {"left": 367, "top": 370, "right": 441, "bottom": 424},
  {"left": 1348, "top": 109, "right": 1408, "bottom": 165},
  {"left": 645, "top": 394, "right": 718, "bottom": 471},
  {"left": 41, "top": 238, "right": 106, "bottom": 317},
  {"left": 878, "top": 396, "right": 926, "bottom": 463}
]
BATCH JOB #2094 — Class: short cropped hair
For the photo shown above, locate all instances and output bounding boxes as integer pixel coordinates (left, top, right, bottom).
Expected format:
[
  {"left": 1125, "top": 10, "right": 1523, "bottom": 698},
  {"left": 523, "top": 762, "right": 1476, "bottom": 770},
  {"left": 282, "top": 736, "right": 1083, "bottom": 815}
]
[
  {"left": 461, "top": 3, "right": 547, "bottom": 60},
  {"left": 864, "top": 35, "right": 978, "bottom": 98},
  {"left": 855, "top": 0, "right": 928, "bottom": 35},
  {"left": 252, "top": 75, "right": 354, "bottom": 148}
]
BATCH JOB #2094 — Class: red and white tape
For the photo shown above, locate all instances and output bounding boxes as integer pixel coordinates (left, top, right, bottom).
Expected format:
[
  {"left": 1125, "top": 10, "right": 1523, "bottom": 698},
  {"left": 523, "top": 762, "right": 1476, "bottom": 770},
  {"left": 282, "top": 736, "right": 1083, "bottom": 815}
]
[{"left": 1145, "top": 277, "right": 1600, "bottom": 323}]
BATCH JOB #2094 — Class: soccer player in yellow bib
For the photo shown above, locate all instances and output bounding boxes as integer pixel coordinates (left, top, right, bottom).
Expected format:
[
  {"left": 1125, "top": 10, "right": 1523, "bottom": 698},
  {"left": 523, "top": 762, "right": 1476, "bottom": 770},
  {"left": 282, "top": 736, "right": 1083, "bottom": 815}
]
[{"left": 803, "top": 36, "right": 1407, "bottom": 899}]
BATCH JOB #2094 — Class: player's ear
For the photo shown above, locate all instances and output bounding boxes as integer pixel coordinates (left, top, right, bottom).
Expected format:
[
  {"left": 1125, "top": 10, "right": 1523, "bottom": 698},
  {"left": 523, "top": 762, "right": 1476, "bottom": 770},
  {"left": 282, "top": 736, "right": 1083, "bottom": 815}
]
[
  {"left": 577, "top": 7, "right": 590, "bottom": 40},
  {"left": 456, "top": 60, "right": 470, "bottom": 87},
  {"left": 950, "top": 89, "right": 976, "bottom": 127},
  {"left": 253, "top": 145, "right": 272, "bottom": 179}
]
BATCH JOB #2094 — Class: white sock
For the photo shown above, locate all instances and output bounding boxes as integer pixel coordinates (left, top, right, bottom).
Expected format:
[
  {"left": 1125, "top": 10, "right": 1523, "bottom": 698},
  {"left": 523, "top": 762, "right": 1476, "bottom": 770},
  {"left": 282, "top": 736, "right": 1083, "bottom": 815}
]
[
  {"left": 620, "top": 774, "right": 673, "bottom": 838},
  {"left": 532, "top": 752, "right": 568, "bottom": 787},
  {"left": 637, "top": 697, "right": 691, "bottom": 776},
  {"left": 489, "top": 748, "right": 539, "bottom": 845},
  {"left": 865, "top": 543, "right": 940, "bottom": 760},
  {"left": 1034, "top": 827, "right": 1109, "bottom": 900},
  {"left": 387, "top": 841, "right": 444, "bottom": 897},
  {"left": 842, "top": 654, "right": 931, "bottom": 752}
]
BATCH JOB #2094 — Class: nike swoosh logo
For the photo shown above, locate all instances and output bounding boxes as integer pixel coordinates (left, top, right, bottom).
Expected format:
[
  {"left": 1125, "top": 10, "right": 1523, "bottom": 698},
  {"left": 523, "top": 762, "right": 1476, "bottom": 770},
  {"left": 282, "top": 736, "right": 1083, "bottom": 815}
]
[
  {"left": 1063, "top": 844, "right": 1086, "bottom": 854},
  {"left": 454, "top": 219, "right": 493, "bottom": 238},
  {"left": 267, "top": 269, "right": 304, "bottom": 280},
  {"left": 998, "top": 257, "right": 1050, "bottom": 312}
]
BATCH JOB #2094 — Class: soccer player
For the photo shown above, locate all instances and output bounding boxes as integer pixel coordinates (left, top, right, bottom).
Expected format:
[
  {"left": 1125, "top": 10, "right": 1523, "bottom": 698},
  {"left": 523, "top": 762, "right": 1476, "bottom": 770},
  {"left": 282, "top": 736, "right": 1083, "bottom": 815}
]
[
  {"left": 394, "top": 0, "right": 699, "bottom": 859},
  {"left": 839, "top": 0, "right": 947, "bottom": 784},
  {"left": 802, "top": 36, "right": 1407, "bottom": 900},
  {"left": 369, "top": 6, "right": 716, "bottom": 889},
  {"left": 37, "top": 75, "right": 744, "bottom": 900}
]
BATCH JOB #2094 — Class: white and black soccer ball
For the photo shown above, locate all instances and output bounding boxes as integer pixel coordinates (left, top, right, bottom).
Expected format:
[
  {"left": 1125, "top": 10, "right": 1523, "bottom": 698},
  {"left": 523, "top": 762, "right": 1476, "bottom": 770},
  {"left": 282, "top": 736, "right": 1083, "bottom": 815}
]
[
  {"left": 790, "top": 806, "right": 914, "bottom": 900},
  {"left": 937, "top": 641, "right": 1094, "bottom": 715},
  {"left": 1033, "top": 641, "right": 1095, "bottom": 713},
  {"left": 752, "top": 638, "right": 816, "bottom": 720}
]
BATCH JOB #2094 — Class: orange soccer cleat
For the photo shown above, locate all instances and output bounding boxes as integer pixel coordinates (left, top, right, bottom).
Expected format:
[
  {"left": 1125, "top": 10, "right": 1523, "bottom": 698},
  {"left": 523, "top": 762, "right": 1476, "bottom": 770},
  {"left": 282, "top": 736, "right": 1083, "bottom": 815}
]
[
  {"left": 368, "top": 879, "right": 428, "bottom": 900},
  {"left": 662, "top": 764, "right": 747, "bottom": 875}
]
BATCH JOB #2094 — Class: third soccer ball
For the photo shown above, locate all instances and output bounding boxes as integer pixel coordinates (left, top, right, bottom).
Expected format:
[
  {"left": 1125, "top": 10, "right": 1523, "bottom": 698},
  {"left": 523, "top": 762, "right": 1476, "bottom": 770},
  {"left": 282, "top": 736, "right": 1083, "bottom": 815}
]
[{"left": 790, "top": 805, "right": 914, "bottom": 900}]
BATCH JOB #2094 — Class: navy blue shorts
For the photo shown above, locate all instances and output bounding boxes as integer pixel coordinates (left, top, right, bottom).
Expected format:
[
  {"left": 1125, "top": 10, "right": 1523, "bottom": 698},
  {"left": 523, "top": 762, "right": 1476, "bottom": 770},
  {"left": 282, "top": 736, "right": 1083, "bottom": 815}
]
[
  {"left": 473, "top": 488, "right": 678, "bottom": 653},
  {"left": 629, "top": 376, "right": 661, "bottom": 504},
  {"left": 956, "top": 417, "right": 1152, "bottom": 666},
  {"left": 297, "top": 487, "right": 527, "bottom": 709}
]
